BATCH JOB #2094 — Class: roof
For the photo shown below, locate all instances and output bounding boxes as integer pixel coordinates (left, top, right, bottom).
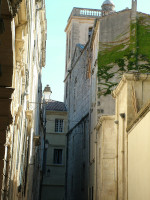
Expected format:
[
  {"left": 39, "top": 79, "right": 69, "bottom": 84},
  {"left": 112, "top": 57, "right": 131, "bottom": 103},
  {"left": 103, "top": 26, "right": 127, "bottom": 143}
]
[
  {"left": 43, "top": 84, "right": 52, "bottom": 93},
  {"left": 102, "top": 0, "right": 114, "bottom": 6},
  {"left": 46, "top": 100, "right": 67, "bottom": 112},
  {"left": 76, "top": 43, "right": 85, "bottom": 50}
]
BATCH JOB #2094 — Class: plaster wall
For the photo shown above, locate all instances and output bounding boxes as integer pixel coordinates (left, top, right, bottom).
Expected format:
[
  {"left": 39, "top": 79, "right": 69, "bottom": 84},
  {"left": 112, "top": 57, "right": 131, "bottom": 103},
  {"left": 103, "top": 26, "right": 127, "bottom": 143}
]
[
  {"left": 113, "top": 73, "right": 150, "bottom": 200},
  {"left": 114, "top": 81, "right": 128, "bottom": 200},
  {"left": 128, "top": 111, "right": 150, "bottom": 200},
  {"left": 46, "top": 111, "right": 68, "bottom": 134},
  {"left": 41, "top": 110, "right": 67, "bottom": 200},
  {"left": 96, "top": 116, "right": 117, "bottom": 200}
]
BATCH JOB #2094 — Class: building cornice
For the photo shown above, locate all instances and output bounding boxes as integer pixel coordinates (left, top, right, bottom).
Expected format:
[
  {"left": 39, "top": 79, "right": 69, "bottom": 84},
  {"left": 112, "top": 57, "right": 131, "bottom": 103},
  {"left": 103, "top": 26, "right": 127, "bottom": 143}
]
[
  {"left": 96, "top": 115, "right": 115, "bottom": 130},
  {"left": 127, "top": 99, "right": 150, "bottom": 133},
  {"left": 65, "top": 16, "right": 99, "bottom": 32},
  {"left": 112, "top": 73, "right": 150, "bottom": 98}
]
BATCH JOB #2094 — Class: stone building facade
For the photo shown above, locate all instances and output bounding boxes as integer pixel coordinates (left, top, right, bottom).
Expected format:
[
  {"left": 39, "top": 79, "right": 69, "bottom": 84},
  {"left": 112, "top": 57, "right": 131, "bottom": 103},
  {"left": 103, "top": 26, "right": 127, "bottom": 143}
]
[
  {"left": 64, "top": 0, "right": 150, "bottom": 199},
  {"left": 0, "top": 1, "right": 14, "bottom": 197},
  {"left": 41, "top": 86, "right": 68, "bottom": 200},
  {"left": 0, "top": 0, "right": 47, "bottom": 199},
  {"left": 96, "top": 73, "right": 150, "bottom": 200},
  {"left": 64, "top": 6, "right": 102, "bottom": 200}
]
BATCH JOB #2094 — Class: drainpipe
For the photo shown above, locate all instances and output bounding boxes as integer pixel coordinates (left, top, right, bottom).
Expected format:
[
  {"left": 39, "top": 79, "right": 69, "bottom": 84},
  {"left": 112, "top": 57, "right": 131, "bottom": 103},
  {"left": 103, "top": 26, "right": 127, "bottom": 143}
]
[
  {"left": 120, "top": 113, "right": 125, "bottom": 200},
  {"left": 94, "top": 131, "right": 98, "bottom": 200},
  {"left": 114, "top": 97, "right": 119, "bottom": 200}
]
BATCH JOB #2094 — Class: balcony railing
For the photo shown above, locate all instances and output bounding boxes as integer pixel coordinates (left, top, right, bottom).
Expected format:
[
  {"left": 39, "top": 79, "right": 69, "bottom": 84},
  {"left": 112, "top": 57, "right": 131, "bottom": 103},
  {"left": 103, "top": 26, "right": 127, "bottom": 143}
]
[{"left": 68, "top": 7, "right": 102, "bottom": 22}]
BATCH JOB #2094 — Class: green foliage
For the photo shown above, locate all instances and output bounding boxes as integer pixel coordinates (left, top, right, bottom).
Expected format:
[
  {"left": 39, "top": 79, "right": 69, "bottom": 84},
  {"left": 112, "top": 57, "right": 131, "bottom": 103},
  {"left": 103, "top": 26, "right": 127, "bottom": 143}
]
[
  {"left": 97, "top": 15, "right": 150, "bottom": 96},
  {"left": 137, "top": 17, "right": 150, "bottom": 62}
]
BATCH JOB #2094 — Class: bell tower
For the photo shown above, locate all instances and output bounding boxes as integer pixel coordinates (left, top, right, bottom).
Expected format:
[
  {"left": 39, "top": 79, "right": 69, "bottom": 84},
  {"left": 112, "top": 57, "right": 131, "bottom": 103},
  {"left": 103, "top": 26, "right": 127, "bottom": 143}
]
[{"left": 101, "top": 0, "right": 115, "bottom": 16}]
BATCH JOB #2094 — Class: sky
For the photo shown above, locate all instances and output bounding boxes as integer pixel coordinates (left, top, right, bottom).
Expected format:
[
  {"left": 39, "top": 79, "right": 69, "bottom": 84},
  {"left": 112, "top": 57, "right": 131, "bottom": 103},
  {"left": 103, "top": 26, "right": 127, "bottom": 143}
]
[{"left": 42, "top": 0, "right": 150, "bottom": 102}]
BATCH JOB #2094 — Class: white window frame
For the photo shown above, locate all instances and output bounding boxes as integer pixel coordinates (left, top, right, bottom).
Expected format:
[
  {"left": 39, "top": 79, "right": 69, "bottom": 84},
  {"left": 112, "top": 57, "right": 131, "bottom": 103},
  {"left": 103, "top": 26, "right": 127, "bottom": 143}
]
[{"left": 55, "top": 119, "right": 64, "bottom": 133}]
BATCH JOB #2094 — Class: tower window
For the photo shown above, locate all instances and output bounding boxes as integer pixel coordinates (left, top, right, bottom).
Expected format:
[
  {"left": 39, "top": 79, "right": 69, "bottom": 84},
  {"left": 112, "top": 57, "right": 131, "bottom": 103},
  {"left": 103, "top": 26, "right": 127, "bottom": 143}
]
[
  {"left": 66, "top": 81, "right": 68, "bottom": 99},
  {"left": 68, "top": 31, "right": 71, "bottom": 59},
  {"left": 88, "top": 27, "right": 93, "bottom": 39}
]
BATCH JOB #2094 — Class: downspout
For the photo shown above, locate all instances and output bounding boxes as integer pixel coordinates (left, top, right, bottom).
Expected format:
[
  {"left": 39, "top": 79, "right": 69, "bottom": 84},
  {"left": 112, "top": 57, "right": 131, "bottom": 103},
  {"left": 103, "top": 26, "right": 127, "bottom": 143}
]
[
  {"left": 39, "top": 101, "right": 46, "bottom": 200},
  {"left": 88, "top": 65, "right": 92, "bottom": 200},
  {"left": 65, "top": 70, "right": 71, "bottom": 200},
  {"left": 114, "top": 97, "right": 119, "bottom": 200},
  {"left": 65, "top": 130, "right": 69, "bottom": 200},
  {"left": 94, "top": 131, "right": 98, "bottom": 200},
  {"left": 120, "top": 113, "right": 125, "bottom": 200},
  {"left": 116, "top": 119, "right": 119, "bottom": 200},
  {"left": 88, "top": 108, "right": 91, "bottom": 200}
]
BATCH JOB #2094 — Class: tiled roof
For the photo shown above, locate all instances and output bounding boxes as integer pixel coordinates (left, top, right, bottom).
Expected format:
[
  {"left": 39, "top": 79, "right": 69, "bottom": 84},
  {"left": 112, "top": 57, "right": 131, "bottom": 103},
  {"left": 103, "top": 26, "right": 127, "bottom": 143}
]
[
  {"left": 46, "top": 100, "right": 67, "bottom": 111},
  {"left": 76, "top": 43, "right": 85, "bottom": 50}
]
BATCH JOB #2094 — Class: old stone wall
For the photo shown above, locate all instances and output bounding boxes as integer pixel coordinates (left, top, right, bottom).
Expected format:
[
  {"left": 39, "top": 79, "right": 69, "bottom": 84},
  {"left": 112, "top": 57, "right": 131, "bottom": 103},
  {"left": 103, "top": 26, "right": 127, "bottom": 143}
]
[
  {"left": 66, "top": 43, "right": 91, "bottom": 130},
  {"left": 65, "top": 17, "right": 95, "bottom": 74},
  {"left": 0, "top": 1, "right": 14, "bottom": 198},
  {"left": 89, "top": 10, "right": 132, "bottom": 198},
  {"left": 0, "top": 0, "right": 47, "bottom": 199},
  {"left": 67, "top": 115, "right": 89, "bottom": 200},
  {"left": 66, "top": 42, "right": 91, "bottom": 199},
  {"left": 41, "top": 110, "right": 67, "bottom": 200},
  {"left": 96, "top": 116, "right": 117, "bottom": 200}
]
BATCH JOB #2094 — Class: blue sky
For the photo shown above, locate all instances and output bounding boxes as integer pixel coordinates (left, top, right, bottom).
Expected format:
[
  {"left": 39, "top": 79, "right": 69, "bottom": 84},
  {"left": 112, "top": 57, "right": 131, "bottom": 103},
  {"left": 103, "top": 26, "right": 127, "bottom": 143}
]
[{"left": 42, "top": 0, "right": 150, "bottom": 102}]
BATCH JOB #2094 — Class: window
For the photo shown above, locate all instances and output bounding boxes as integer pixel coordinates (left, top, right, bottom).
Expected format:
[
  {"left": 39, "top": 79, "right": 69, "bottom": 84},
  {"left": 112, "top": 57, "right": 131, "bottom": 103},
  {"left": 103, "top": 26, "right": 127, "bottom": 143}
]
[
  {"left": 92, "top": 187, "right": 94, "bottom": 200},
  {"left": 88, "top": 27, "right": 93, "bottom": 39},
  {"left": 0, "top": 64, "right": 1, "bottom": 76},
  {"left": 81, "top": 163, "right": 85, "bottom": 191},
  {"left": 68, "top": 31, "right": 71, "bottom": 59},
  {"left": 73, "top": 77, "right": 77, "bottom": 112},
  {"left": 55, "top": 119, "right": 64, "bottom": 133},
  {"left": 82, "top": 122, "right": 86, "bottom": 149},
  {"left": 47, "top": 169, "right": 51, "bottom": 177},
  {"left": 66, "top": 81, "right": 68, "bottom": 99},
  {"left": 53, "top": 149, "right": 63, "bottom": 164}
]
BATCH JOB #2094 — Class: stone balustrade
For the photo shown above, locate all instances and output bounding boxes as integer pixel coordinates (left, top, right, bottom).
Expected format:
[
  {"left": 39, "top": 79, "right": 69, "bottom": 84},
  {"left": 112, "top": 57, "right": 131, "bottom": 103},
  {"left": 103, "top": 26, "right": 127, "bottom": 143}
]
[{"left": 68, "top": 7, "right": 102, "bottom": 21}]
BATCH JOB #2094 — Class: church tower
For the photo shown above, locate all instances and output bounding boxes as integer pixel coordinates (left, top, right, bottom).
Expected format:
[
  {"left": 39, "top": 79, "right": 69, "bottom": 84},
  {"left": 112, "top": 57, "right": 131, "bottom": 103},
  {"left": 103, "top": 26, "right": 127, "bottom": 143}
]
[{"left": 101, "top": 0, "right": 115, "bottom": 16}]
